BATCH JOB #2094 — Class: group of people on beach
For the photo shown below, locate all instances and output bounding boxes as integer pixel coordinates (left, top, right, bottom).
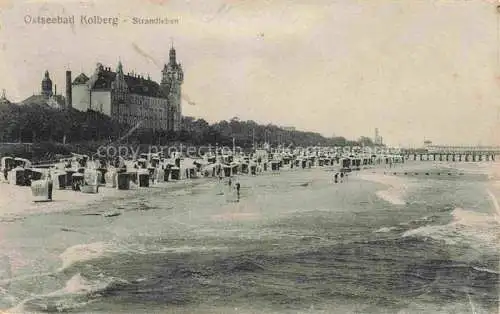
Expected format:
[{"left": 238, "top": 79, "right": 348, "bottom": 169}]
[
  {"left": 218, "top": 176, "right": 241, "bottom": 201},
  {"left": 333, "top": 171, "right": 348, "bottom": 184}
]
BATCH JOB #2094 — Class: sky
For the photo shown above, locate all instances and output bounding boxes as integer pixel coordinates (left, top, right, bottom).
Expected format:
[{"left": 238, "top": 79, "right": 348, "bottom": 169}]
[{"left": 0, "top": 0, "right": 499, "bottom": 147}]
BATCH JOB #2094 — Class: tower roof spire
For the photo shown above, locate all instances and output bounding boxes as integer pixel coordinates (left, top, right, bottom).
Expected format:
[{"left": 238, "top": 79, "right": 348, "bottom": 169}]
[{"left": 168, "top": 39, "right": 177, "bottom": 65}]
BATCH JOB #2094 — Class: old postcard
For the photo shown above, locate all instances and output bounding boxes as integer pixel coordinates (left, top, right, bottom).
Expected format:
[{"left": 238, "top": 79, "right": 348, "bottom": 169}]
[{"left": 0, "top": 0, "right": 498, "bottom": 313}]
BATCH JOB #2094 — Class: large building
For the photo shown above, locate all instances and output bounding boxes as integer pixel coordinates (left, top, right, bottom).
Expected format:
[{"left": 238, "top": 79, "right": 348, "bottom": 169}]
[
  {"left": 21, "top": 70, "right": 66, "bottom": 108},
  {"left": 70, "top": 45, "right": 184, "bottom": 131}
]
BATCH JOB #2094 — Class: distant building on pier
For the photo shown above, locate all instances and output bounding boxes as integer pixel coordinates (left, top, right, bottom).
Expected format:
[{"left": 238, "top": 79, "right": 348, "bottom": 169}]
[
  {"left": 374, "top": 128, "right": 383, "bottom": 145},
  {"left": 426, "top": 144, "right": 500, "bottom": 153}
]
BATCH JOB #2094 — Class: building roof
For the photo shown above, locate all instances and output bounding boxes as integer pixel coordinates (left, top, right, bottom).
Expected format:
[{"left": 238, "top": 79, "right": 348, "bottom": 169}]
[
  {"left": 73, "top": 73, "right": 89, "bottom": 85},
  {"left": 21, "top": 95, "right": 47, "bottom": 105},
  {"left": 21, "top": 94, "right": 65, "bottom": 109},
  {"left": 87, "top": 65, "right": 163, "bottom": 98}
]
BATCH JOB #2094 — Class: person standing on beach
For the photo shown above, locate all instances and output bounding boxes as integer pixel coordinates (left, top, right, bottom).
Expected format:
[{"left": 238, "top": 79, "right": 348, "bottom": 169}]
[
  {"left": 25, "top": 172, "right": 32, "bottom": 187},
  {"left": 216, "top": 175, "right": 224, "bottom": 195},
  {"left": 228, "top": 178, "right": 232, "bottom": 187},
  {"left": 47, "top": 171, "right": 53, "bottom": 201},
  {"left": 236, "top": 182, "right": 241, "bottom": 200},
  {"left": 340, "top": 172, "right": 344, "bottom": 183},
  {"left": 334, "top": 173, "right": 338, "bottom": 183}
]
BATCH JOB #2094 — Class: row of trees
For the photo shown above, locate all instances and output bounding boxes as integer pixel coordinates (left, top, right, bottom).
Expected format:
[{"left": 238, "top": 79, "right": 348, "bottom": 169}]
[
  {"left": 0, "top": 103, "right": 377, "bottom": 148},
  {"left": 0, "top": 103, "right": 125, "bottom": 143},
  {"left": 180, "top": 116, "right": 372, "bottom": 148}
]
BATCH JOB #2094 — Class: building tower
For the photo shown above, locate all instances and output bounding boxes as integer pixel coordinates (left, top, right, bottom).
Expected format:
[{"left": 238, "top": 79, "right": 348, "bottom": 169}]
[
  {"left": 111, "top": 60, "right": 129, "bottom": 116},
  {"left": 112, "top": 60, "right": 128, "bottom": 94},
  {"left": 160, "top": 42, "right": 184, "bottom": 132},
  {"left": 0, "top": 89, "right": 10, "bottom": 105},
  {"left": 65, "top": 70, "right": 72, "bottom": 109},
  {"left": 41, "top": 70, "right": 53, "bottom": 97},
  {"left": 169, "top": 43, "right": 176, "bottom": 65}
]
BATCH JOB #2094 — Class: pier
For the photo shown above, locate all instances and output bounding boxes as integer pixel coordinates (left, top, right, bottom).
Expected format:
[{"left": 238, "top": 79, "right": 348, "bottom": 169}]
[{"left": 400, "top": 145, "right": 500, "bottom": 162}]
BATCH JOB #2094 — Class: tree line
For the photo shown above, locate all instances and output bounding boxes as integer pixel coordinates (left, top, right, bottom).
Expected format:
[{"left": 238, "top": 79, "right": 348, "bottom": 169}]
[{"left": 0, "top": 102, "right": 377, "bottom": 148}]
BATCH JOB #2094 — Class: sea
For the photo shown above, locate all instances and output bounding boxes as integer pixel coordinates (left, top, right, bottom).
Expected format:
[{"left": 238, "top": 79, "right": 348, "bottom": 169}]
[{"left": 0, "top": 161, "right": 498, "bottom": 313}]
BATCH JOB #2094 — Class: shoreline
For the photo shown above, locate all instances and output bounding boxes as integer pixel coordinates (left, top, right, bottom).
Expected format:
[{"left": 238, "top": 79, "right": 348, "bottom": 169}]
[{"left": 0, "top": 160, "right": 497, "bottom": 220}]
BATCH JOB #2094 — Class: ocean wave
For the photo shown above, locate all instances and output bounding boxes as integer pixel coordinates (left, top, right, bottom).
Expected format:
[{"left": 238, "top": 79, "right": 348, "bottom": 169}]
[
  {"left": 60, "top": 241, "right": 233, "bottom": 273},
  {"left": 375, "top": 215, "right": 443, "bottom": 235},
  {"left": 471, "top": 266, "right": 500, "bottom": 275},
  {"left": 374, "top": 226, "right": 399, "bottom": 233},
  {"left": 359, "top": 173, "right": 410, "bottom": 206},
  {"left": 402, "top": 208, "right": 500, "bottom": 253},
  {"left": 5, "top": 240, "right": 234, "bottom": 312},
  {"left": 7, "top": 273, "right": 128, "bottom": 313},
  {"left": 375, "top": 190, "right": 406, "bottom": 205},
  {"left": 55, "top": 273, "right": 124, "bottom": 296},
  {"left": 59, "top": 242, "right": 112, "bottom": 271},
  {"left": 127, "top": 244, "right": 231, "bottom": 255}
]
